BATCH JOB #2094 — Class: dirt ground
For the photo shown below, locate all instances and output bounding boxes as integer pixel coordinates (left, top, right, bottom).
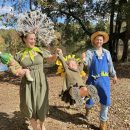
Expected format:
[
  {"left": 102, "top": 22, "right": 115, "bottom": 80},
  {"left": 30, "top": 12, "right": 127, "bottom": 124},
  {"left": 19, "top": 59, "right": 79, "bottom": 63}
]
[{"left": 0, "top": 64, "right": 130, "bottom": 130}]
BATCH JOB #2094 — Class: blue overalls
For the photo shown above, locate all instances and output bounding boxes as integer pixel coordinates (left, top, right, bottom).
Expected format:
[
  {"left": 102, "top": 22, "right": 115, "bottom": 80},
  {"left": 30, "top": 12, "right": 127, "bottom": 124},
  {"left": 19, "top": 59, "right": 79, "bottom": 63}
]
[{"left": 86, "top": 51, "right": 110, "bottom": 121}]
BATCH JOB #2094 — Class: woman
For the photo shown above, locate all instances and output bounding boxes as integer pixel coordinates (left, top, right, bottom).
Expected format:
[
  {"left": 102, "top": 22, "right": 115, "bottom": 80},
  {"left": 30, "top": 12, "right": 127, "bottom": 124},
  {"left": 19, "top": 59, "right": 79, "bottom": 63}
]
[
  {"left": 15, "top": 32, "right": 56, "bottom": 130},
  {"left": 82, "top": 31, "right": 117, "bottom": 130}
]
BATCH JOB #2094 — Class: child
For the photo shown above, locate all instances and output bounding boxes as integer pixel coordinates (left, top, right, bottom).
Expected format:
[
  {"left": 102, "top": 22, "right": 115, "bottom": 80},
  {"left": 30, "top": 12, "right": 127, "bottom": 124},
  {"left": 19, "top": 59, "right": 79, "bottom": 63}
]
[
  {"left": 82, "top": 31, "right": 117, "bottom": 130},
  {"left": 0, "top": 52, "right": 33, "bottom": 81},
  {"left": 57, "top": 49, "right": 99, "bottom": 106}
]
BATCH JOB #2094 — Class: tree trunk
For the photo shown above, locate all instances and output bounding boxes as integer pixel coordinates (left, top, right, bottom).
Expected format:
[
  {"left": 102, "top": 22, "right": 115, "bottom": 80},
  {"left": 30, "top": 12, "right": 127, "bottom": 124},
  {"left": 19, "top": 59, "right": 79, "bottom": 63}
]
[
  {"left": 121, "top": 1, "right": 130, "bottom": 61},
  {"left": 127, "top": 13, "right": 130, "bottom": 38},
  {"left": 109, "top": 0, "right": 116, "bottom": 59},
  {"left": 114, "top": 9, "right": 122, "bottom": 62},
  {"left": 121, "top": 38, "right": 128, "bottom": 62},
  {"left": 29, "top": 0, "right": 32, "bottom": 11}
]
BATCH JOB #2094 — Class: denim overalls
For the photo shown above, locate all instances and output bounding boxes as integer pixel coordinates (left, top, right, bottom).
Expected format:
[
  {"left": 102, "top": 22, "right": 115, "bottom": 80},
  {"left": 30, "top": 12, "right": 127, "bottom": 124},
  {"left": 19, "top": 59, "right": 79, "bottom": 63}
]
[{"left": 86, "top": 51, "right": 110, "bottom": 121}]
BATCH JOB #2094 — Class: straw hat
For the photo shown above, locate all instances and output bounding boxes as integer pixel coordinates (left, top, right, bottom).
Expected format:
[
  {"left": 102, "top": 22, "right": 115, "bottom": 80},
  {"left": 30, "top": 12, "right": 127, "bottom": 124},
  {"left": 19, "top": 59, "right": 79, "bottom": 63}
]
[{"left": 91, "top": 31, "right": 109, "bottom": 44}]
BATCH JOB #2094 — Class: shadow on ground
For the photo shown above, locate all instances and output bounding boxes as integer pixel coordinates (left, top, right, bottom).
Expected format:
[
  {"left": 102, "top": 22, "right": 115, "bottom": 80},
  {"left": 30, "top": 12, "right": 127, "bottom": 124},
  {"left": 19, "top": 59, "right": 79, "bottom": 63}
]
[
  {"left": 0, "top": 106, "right": 99, "bottom": 130},
  {"left": 48, "top": 105, "right": 99, "bottom": 130},
  {"left": 0, "top": 111, "right": 28, "bottom": 130},
  {"left": 0, "top": 72, "right": 21, "bottom": 85},
  {"left": 115, "top": 63, "right": 130, "bottom": 79}
]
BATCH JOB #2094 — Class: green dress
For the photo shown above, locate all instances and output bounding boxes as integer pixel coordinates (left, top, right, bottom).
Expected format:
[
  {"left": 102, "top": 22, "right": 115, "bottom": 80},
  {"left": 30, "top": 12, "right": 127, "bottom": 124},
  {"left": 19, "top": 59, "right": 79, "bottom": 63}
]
[{"left": 15, "top": 48, "right": 49, "bottom": 121}]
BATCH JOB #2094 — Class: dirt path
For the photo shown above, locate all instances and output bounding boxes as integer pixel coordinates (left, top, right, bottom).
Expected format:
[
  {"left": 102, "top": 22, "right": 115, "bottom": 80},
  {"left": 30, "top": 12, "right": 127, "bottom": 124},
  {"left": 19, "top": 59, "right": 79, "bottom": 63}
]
[{"left": 0, "top": 64, "right": 130, "bottom": 130}]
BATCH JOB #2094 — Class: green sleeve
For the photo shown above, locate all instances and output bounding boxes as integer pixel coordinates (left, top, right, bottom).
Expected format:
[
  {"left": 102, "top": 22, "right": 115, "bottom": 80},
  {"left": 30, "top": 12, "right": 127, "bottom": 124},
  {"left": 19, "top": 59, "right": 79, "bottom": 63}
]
[
  {"left": 0, "top": 53, "right": 12, "bottom": 65},
  {"left": 58, "top": 53, "right": 68, "bottom": 71}
]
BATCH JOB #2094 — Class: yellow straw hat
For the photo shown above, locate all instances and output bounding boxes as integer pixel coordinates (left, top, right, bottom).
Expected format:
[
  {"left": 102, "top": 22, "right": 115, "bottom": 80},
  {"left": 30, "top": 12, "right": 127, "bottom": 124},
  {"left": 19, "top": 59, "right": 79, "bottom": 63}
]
[{"left": 91, "top": 31, "right": 109, "bottom": 44}]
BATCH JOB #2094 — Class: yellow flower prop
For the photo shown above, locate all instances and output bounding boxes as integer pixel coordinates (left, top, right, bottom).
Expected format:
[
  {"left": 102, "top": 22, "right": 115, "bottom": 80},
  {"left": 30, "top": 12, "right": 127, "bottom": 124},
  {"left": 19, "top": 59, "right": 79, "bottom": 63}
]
[
  {"left": 80, "top": 70, "right": 86, "bottom": 77},
  {"left": 56, "top": 54, "right": 86, "bottom": 77}
]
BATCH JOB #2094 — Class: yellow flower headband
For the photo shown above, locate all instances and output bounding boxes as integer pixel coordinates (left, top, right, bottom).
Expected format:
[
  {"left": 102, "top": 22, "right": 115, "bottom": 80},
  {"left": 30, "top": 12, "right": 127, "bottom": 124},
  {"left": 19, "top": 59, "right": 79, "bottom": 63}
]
[{"left": 56, "top": 54, "right": 86, "bottom": 77}]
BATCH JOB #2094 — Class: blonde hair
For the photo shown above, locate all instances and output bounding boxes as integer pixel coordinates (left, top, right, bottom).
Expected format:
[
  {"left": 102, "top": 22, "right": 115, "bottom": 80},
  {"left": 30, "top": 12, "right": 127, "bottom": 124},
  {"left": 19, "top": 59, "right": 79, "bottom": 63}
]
[{"left": 66, "top": 58, "right": 77, "bottom": 65}]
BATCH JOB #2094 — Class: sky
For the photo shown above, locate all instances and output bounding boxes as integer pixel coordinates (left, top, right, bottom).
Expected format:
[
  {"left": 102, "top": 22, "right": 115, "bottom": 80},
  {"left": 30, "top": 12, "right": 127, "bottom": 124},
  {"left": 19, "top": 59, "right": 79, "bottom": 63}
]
[
  {"left": 0, "top": 0, "right": 98, "bottom": 29},
  {"left": 0, "top": 0, "right": 63, "bottom": 15},
  {"left": 0, "top": 0, "right": 30, "bottom": 29},
  {"left": 0, "top": 1, "right": 13, "bottom": 14},
  {"left": 0, "top": 0, "right": 30, "bottom": 15},
  {"left": 0, "top": 0, "right": 65, "bottom": 29}
]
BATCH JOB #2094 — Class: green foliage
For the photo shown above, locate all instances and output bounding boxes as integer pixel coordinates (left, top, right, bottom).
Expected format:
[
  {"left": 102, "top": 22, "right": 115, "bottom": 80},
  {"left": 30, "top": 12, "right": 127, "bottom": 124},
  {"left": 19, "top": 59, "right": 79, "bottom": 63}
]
[
  {"left": 38, "top": 0, "right": 110, "bottom": 35},
  {"left": 1, "top": 0, "right": 128, "bottom": 59},
  {"left": 36, "top": 0, "right": 112, "bottom": 55},
  {"left": 55, "top": 23, "right": 93, "bottom": 56},
  {"left": 0, "top": 29, "right": 24, "bottom": 55}
]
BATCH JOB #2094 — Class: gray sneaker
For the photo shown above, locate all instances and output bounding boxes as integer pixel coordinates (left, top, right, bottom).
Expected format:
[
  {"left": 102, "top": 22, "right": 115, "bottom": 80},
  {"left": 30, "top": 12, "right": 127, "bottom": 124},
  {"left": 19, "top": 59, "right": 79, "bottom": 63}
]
[
  {"left": 69, "top": 85, "right": 84, "bottom": 106},
  {"left": 87, "top": 85, "right": 100, "bottom": 103}
]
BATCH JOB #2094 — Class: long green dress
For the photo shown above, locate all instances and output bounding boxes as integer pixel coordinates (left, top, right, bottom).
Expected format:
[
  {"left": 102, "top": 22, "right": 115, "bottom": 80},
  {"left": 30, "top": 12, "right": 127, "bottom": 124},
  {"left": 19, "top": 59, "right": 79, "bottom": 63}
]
[{"left": 15, "top": 48, "right": 49, "bottom": 121}]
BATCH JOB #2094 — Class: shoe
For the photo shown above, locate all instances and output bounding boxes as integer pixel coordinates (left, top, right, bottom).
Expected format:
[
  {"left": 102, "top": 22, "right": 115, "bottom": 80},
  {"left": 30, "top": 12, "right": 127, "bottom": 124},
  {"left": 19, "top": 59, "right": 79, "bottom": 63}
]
[
  {"left": 100, "top": 121, "right": 107, "bottom": 130},
  {"left": 26, "top": 72, "right": 34, "bottom": 82},
  {"left": 60, "top": 89, "right": 76, "bottom": 105},
  {"left": 87, "top": 85, "right": 100, "bottom": 103},
  {"left": 69, "top": 84, "right": 84, "bottom": 106}
]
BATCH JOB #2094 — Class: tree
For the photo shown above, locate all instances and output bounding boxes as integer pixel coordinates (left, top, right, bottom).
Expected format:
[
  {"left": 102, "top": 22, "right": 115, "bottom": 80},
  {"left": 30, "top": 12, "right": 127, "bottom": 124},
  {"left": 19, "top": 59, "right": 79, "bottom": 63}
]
[
  {"left": 0, "top": 0, "right": 36, "bottom": 28},
  {"left": 38, "top": 0, "right": 110, "bottom": 36},
  {"left": 0, "top": 29, "right": 23, "bottom": 54},
  {"left": 109, "top": 0, "right": 129, "bottom": 62},
  {"left": 1, "top": 0, "right": 129, "bottom": 61},
  {"left": 121, "top": 0, "right": 130, "bottom": 61},
  {"left": 37, "top": 0, "right": 111, "bottom": 55}
]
